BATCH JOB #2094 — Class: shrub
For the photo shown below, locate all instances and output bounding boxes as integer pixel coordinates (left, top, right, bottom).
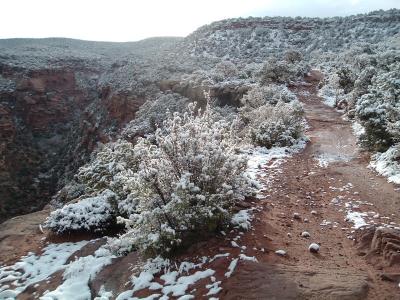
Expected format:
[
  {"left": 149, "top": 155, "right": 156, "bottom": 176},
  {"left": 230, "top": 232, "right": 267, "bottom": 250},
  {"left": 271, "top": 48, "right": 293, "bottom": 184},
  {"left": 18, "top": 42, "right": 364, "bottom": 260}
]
[
  {"left": 260, "top": 59, "right": 296, "bottom": 84},
  {"left": 213, "top": 61, "right": 239, "bottom": 81},
  {"left": 122, "top": 93, "right": 189, "bottom": 140},
  {"left": 45, "top": 190, "right": 117, "bottom": 233},
  {"left": 285, "top": 50, "right": 302, "bottom": 64},
  {"left": 260, "top": 58, "right": 309, "bottom": 85},
  {"left": 336, "top": 66, "right": 355, "bottom": 94},
  {"left": 76, "top": 140, "right": 140, "bottom": 199},
  {"left": 248, "top": 101, "right": 305, "bottom": 148},
  {"left": 116, "top": 102, "right": 252, "bottom": 255},
  {"left": 46, "top": 140, "right": 140, "bottom": 233},
  {"left": 369, "top": 144, "right": 400, "bottom": 184},
  {"left": 356, "top": 63, "right": 400, "bottom": 151},
  {"left": 240, "top": 84, "right": 297, "bottom": 111}
]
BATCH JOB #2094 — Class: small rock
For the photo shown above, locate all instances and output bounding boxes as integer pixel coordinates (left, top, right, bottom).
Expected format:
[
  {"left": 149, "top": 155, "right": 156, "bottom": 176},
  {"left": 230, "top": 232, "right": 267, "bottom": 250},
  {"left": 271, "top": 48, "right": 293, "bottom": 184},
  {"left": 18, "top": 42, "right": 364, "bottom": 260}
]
[
  {"left": 275, "top": 250, "right": 287, "bottom": 256},
  {"left": 304, "top": 218, "right": 309, "bottom": 223},
  {"left": 301, "top": 231, "right": 311, "bottom": 238},
  {"left": 309, "top": 243, "right": 320, "bottom": 253},
  {"left": 287, "top": 233, "right": 292, "bottom": 238},
  {"left": 380, "top": 273, "right": 400, "bottom": 282},
  {"left": 311, "top": 210, "right": 318, "bottom": 215},
  {"left": 293, "top": 213, "right": 301, "bottom": 220}
]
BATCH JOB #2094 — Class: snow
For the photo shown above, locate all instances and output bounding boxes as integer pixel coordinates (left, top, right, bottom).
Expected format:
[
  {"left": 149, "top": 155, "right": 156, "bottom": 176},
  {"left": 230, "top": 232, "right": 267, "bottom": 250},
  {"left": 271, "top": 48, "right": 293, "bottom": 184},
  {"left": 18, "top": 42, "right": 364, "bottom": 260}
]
[
  {"left": 41, "top": 247, "right": 115, "bottom": 300},
  {"left": 231, "top": 210, "right": 252, "bottom": 230},
  {"left": 351, "top": 122, "right": 365, "bottom": 138},
  {"left": 345, "top": 211, "right": 368, "bottom": 229},
  {"left": 117, "top": 257, "right": 217, "bottom": 299},
  {"left": 45, "top": 190, "right": 116, "bottom": 233},
  {"left": 94, "top": 285, "right": 113, "bottom": 300},
  {"left": 0, "top": 240, "right": 89, "bottom": 298},
  {"left": 275, "top": 250, "right": 287, "bottom": 256},
  {"left": 369, "top": 147, "right": 400, "bottom": 185},
  {"left": 162, "top": 269, "right": 215, "bottom": 297},
  {"left": 245, "top": 139, "right": 307, "bottom": 185},
  {"left": 315, "top": 153, "right": 347, "bottom": 168},
  {"left": 224, "top": 258, "right": 239, "bottom": 278},
  {"left": 239, "top": 254, "right": 258, "bottom": 262},
  {"left": 206, "top": 281, "right": 222, "bottom": 296},
  {"left": 318, "top": 86, "right": 336, "bottom": 107}
]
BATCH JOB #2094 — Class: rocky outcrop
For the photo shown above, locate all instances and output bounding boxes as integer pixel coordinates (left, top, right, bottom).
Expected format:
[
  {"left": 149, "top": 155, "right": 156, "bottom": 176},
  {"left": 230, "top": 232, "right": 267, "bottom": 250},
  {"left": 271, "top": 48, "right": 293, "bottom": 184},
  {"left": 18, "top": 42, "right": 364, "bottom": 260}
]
[
  {"left": 222, "top": 261, "right": 369, "bottom": 300},
  {"left": 355, "top": 226, "right": 400, "bottom": 267},
  {"left": 0, "top": 64, "right": 148, "bottom": 223}
]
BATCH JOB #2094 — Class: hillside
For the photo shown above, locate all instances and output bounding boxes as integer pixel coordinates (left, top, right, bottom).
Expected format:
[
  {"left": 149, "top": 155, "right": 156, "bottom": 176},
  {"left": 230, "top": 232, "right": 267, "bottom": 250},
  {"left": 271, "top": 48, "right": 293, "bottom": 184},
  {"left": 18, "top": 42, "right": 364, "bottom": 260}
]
[{"left": 0, "top": 9, "right": 399, "bottom": 300}]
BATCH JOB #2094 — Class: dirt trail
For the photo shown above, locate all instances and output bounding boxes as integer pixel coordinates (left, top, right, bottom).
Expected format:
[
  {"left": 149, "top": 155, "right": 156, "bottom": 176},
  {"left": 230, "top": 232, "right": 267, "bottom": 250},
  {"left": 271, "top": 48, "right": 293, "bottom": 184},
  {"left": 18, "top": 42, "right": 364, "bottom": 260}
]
[{"left": 220, "top": 72, "right": 400, "bottom": 299}]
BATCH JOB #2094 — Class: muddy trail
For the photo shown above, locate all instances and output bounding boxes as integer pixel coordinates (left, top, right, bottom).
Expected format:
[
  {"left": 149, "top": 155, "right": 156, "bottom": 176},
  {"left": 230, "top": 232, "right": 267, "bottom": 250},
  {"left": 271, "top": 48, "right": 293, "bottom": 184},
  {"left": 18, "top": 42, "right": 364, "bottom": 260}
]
[{"left": 219, "top": 72, "right": 400, "bottom": 299}]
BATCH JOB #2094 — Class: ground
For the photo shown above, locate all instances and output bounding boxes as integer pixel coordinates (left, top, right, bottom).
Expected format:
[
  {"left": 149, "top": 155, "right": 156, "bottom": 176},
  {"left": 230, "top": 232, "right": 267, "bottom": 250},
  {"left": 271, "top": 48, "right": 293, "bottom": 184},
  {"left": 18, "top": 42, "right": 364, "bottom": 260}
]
[
  {"left": 1, "top": 71, "right": 400, "bottom": 299},
  {"left": 218, "top": 71, "right": 400, "bottom": 299}
]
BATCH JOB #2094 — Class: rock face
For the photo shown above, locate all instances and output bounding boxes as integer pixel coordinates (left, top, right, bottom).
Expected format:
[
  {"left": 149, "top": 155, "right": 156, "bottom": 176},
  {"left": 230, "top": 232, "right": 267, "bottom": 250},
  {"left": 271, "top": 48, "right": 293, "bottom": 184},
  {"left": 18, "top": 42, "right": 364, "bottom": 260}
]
[
  {"left": 355, "top": 226, "right": 400, "bottom": 267},
  {"left": 222, "top": 261, "right": 369, "bottom": 300},
  {"left": 0, "top": 38, "right": 180, "bottom": 222}
]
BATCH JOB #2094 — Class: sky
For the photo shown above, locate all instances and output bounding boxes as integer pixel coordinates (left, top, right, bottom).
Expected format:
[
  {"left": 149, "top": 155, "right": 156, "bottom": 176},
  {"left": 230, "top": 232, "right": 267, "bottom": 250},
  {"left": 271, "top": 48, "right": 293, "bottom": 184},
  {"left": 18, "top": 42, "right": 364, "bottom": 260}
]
[{"left": 0, "top": 0, "right": 399, "bottom": 42}]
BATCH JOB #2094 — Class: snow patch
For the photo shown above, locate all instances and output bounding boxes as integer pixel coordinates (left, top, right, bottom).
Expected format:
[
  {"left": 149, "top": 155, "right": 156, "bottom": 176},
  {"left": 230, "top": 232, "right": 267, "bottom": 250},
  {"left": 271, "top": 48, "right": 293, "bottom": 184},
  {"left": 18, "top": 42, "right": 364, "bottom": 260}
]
[
  {"left": 352, "top": 122, "right": 365, "bottom": 138},
  {"left": 345, "top": 211, "right": 368, "bottom": 229},
  {"left": 369, "top": 146, "right": 400, "bottom": 185},
  {"left": 41, "top": 247, "right": 115, "bottom": 300},
  {"left": 318, "top": 86, "right": 336, "bottom": 107},
  {"left": 231, "top": 210, "right": 252, "bottom": 230},
  {"left": 0, "top": 241, "right": 89, "bottom": 298}
]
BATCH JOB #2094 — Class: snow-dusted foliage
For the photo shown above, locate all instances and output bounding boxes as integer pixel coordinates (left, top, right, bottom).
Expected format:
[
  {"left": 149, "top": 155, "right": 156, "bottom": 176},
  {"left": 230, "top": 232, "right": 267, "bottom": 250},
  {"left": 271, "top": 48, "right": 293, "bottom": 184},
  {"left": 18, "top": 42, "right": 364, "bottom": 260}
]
[
  {"left": 212, "top": 61, "right": 239, "bottom": 81},
  {"left": 260, "top": 59, "right": 297, "bottom": 84},
  {"left": 46, "top": 140, "right": 142, "bottom": 233},
  {"left": 76, "top": 140, "right": 140, "bottom": 198},
  {"left": 122, "top": 92, "right": 189, "bottom": 140},
  {"left": 240, "top": 84, "right": 297, "bottom": 110},
  {"left": 370, "top": 144, "right": 400, "bottom": 185},
  {"left": 315, "top": 39, "right": 399, "bottom": 153},
  {"left": 247, "top": 101, "right": 305, "bottom": 149},
  {"left": 45, "top": 190, "right": 117, "bottom": 233},
  {"left": 114, "top": 102, "right": 253, "bottom": 255},
  {"left": 183, "top": 10, "right": 399, "bottom": 62},
  {"left": 356, "top": 61, "right": 400, "bottom": 151},
  {"left": 259, "top": 53, "right": 310, "bottom": 85}
]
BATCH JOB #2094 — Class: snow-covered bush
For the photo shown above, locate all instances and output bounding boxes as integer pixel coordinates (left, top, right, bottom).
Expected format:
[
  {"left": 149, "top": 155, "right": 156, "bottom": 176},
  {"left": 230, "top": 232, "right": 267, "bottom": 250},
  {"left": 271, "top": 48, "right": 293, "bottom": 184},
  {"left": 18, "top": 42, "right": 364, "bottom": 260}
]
[
  {"left": 248, "top": 101, "right": 305, "bottom": 148},
  {"left": 356, "top": 62, "right": 400, "bottom": 151},
  {"left": 46, "top": 140, "right": 141, "bottom": 233},
  {"left": 45, "top": 190, "right": 117, "bottom": 233},
  {"left": 76, "top": 140, "right": 140, "bottom": 199},
  {"left": 370, "top": 144, "right": 400, "bottom": 184},
  {"left": 260, "top": 59, "right": 296, "bottom": 84},
  {"left": 284, "top": 50, "right": 302, "bottom": 64},
  {"left": 122, "top": 92, "right": 189, "bottom": 140},
  {"left": 336, "top": 66, "right": 355, "bottom": 94},
  {"left": 260, "top": 58, "right": 309, "bottom": 85},
  {"left": 115, "top": 102, "right": 253, "bottom": 255},
  {"left": 212, "top": 61, "right": 239, "bottom": 81},
  {"left": 240, "top": 84, "right": 297, "bottom": 111}
]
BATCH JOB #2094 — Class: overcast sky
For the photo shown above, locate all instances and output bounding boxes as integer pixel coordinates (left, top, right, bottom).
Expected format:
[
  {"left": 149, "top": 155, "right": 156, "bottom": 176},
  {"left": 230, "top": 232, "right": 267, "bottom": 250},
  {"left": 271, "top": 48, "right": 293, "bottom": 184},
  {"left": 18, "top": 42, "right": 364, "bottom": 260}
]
[{"left": 1, "top": 0, "right": 398, "bottom": 42}]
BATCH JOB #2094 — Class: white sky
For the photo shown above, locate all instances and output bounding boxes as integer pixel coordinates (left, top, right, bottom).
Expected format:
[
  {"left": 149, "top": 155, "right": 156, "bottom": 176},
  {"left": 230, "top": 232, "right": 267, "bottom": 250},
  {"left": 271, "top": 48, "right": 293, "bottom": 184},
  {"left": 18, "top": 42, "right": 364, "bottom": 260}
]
[{"left": 0, "top": 0, "right": 399, "bottom": 42}]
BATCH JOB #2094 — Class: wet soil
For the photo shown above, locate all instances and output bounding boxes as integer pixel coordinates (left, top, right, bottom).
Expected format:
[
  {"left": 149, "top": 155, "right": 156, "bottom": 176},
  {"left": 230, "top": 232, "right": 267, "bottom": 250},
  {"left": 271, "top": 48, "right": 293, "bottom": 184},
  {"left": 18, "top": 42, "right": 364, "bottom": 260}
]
[{"left": 218, "top": 71, "right": 400, "bottom": 299}]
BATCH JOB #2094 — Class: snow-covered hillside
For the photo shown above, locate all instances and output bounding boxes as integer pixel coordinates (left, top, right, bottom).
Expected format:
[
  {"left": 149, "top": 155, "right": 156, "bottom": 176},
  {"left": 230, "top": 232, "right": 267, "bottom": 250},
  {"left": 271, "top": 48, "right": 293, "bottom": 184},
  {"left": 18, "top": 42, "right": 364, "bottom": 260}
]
[{"left": 0, "top": 9, "right": 399, "bottom": 300}]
